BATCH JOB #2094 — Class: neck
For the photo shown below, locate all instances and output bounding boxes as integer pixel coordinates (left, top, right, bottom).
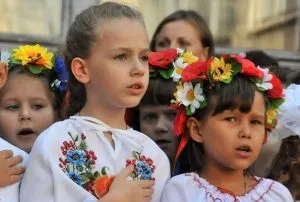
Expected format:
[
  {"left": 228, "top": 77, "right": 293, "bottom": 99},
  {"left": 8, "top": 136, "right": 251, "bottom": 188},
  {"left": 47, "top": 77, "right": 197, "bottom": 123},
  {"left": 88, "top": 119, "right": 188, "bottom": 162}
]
[
  {"left": 80, "top": 98, "right": 127, "bottom": 130},
  {"left": 200, "top": 161, "right": 247, "bottom": 195}
]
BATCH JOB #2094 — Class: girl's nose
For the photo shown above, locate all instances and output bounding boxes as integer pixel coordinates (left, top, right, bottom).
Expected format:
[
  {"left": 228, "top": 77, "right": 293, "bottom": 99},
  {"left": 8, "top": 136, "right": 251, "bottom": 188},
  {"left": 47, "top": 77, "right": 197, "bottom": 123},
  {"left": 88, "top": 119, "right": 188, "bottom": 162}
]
[
  {"left": 239, "top": 122, "right": 251, "bottom": 139},
  {"left": 131, "top": 59, "right": 147, "bottom": 77},
  {"left": 19, "top": 108, "right": 32, "bottom": 121},
  {"left": 155, "top": 115, "right": 169, "bottom": 134}
]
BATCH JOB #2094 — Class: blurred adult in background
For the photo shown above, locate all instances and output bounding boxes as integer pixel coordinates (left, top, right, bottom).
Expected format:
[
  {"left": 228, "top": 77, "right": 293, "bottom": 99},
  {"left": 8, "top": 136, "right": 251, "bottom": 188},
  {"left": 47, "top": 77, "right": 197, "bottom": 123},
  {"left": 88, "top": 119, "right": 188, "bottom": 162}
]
[
  {"left": 138, "top": 10, "right": 214, "bottom": 173},
  {"left": 150, "top": 10, "right": 214, "bottom": 59}
]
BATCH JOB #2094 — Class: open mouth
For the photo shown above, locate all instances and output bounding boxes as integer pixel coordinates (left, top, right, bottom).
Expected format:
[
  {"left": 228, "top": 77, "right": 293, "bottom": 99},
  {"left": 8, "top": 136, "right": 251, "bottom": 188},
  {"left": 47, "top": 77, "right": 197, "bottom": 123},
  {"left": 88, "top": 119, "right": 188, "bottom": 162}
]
[
  {"left": 128, "top": 84, "right": 143, "bottom": 89},
  {"left": 236, "top": 145, "right": 252, "bottom": 152},
  {"left": 156, "top": 139, "right": 171, "bottom": 145},
  {"left": 17, "top": 128, "right": 35, "bottom": 136}
]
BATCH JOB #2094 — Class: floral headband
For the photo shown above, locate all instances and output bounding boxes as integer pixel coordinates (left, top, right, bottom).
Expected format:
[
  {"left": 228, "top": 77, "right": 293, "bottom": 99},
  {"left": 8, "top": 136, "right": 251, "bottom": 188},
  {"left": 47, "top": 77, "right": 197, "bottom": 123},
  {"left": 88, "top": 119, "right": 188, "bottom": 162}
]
[
  {"left": 149, "top": 48, "right": 284, "bottom": 157},
  {"left": 1, "top": 44, "right": 68, "bottom": 92}
]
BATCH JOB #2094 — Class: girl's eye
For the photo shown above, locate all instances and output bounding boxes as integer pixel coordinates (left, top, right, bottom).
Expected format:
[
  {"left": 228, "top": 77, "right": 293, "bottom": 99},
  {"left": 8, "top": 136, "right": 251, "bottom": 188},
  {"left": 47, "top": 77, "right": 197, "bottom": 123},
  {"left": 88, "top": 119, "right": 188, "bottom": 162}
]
[
  {"left": 142, "top": 113, "right": 157, "bottom": 122},
  {"left": 225, "top": 117, "right": 236, "bottom": 122},
  {"left": 167, "top": 111, "right": 177, "bottom": 121},
  {"left": 140, "top": 54, "right": 149, "bottom": 62},
  {"left": 32, "top": 104, "right": 44, "bottom": 110},
  {"left": 114, "top": 54, "right": 127, "bottom": 61},
  {"left": 251, "top": 120, "right": 263, "bottom": 125},
  {"left": 6, "top": 105, "right": 18, "bottom": 111}
]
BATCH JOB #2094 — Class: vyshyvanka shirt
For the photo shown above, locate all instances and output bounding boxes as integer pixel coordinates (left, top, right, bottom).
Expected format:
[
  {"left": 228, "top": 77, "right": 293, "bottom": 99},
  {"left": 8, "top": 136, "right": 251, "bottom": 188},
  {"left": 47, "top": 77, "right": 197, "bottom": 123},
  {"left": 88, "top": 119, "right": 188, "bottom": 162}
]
[
  {"left": 0, "top": 138, "right": 28, "bottom": 202},
  {"left": 161, "top": 172, "right": 294, "bottom": 202},
  {"left": 20, "top": 116, "right": 170, "bottom": 202}
]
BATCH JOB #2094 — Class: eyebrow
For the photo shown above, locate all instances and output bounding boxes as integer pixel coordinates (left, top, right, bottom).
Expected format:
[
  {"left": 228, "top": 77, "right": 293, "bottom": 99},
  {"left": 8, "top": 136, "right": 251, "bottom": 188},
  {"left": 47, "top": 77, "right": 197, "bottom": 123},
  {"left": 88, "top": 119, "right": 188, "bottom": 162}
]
[{"left": 111, "top": 47, "right": 150, "bottom": 53}]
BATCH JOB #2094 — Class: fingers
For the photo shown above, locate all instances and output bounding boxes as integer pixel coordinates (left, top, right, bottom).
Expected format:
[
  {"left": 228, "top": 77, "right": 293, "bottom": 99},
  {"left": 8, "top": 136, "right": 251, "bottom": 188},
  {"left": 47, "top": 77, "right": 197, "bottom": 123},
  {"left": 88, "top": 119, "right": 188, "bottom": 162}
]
[
  {"left": 117, "top": 165, "right": 134, "bottom": 179},
  {"left": 136, "top": 180, "right": 155, "bottom": 189},
  {"left": 9, "top": 165, "right": 25, "bottom": 175},
  {"left": 6, "top": 155, "right": 23, "bottom": 167},
  {"left": 0, "top": 150, "right": 14, "bottom": 159},
  {"left": 8, "top": 174, "right": 23, "bottom": 185}
]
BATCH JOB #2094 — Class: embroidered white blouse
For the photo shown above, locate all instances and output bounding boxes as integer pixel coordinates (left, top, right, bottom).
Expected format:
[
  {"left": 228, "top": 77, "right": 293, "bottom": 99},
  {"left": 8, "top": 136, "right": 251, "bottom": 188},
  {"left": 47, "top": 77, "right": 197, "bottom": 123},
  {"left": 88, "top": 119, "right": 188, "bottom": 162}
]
[
  {"left": 161, "top": 172, "right": 294, "bottom": 202},
  {"left": 0, "top": 138, "right": 28, "bottom": 202},
  {"left": 20, "top": 116, "right": 170, "bottom": 202}
]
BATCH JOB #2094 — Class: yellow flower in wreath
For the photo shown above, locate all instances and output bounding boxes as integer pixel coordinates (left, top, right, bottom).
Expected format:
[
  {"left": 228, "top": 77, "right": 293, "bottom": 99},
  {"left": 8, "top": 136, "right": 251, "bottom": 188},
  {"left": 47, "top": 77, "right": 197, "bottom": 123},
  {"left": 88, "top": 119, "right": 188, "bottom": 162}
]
[
  {"left": 11, "top": 44, "right": 54, "bottom": 69},
  {"left": 182, "top": 51, "right": 199, "bottom": 65},
  {"left": 266, "top": 108, "right": 277, "bottom": 125},
  {"left": 210, "top": 57, "right": 233, "bottom": 82}
]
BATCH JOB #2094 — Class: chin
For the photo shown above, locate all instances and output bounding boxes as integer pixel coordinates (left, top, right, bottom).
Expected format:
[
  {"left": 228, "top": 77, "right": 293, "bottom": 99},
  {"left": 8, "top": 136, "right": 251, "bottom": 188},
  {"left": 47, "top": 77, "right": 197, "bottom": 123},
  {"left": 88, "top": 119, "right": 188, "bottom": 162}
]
[{"left": 122, "top": 98, "right": 143, "bottom": 108}]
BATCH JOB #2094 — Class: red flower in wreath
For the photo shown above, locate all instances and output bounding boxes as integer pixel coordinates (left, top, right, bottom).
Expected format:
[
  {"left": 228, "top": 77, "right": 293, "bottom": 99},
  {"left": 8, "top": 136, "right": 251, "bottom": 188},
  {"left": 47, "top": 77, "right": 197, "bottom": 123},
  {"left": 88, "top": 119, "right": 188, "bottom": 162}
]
[
  {"left": 232, "top": 55, "right": 264, "bottom": 78},
  {"left": 173, "top": 107, "right": 187, "bottom": 136},
  {"left": 267, "top": 73, "right": 283, "bottom": 98},
  {"left": 148, "top": 49, "right": 177, "bottom": 68},
  {"left": 182, "top": 60, "right": 208, "bottom": 82}
]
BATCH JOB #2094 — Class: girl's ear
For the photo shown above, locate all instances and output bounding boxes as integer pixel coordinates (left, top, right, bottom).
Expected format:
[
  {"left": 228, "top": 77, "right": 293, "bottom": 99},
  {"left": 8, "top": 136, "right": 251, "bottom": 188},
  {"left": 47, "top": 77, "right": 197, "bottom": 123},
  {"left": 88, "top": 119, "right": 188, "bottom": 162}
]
[
  {"left": 187, "top": 117, "right": 204, "bottom": 143},
  {"left": 71, "top": 57, "right": 90, "bottom": 84},
  {"left": 0, "top": 62, "right": 8, "bottom": 88}
]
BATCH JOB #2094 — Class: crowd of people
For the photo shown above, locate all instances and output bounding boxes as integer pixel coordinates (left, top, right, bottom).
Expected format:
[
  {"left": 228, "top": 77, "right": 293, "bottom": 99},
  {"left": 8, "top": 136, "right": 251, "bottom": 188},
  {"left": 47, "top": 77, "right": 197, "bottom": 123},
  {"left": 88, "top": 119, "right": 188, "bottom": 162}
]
[{"left": 0, "top": 1, "right": 299, "bottom": 202}]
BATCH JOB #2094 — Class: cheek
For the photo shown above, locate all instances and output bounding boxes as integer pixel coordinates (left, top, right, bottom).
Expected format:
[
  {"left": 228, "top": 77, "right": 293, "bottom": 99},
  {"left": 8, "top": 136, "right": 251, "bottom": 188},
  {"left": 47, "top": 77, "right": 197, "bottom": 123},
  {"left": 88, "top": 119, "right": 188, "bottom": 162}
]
[
  {"left": 0, "top": 114, "right": 17, "bottom": 138},
  {"left": 34, "top": 109, "right": 55, "bottom": 132}
]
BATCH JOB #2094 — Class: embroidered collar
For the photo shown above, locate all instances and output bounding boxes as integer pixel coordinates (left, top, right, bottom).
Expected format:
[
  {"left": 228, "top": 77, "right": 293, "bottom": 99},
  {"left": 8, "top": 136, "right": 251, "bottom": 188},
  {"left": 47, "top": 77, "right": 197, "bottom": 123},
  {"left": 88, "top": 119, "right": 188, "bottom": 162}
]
[{"left": 70, "top": 115, "right": 145, "bottom": 152}]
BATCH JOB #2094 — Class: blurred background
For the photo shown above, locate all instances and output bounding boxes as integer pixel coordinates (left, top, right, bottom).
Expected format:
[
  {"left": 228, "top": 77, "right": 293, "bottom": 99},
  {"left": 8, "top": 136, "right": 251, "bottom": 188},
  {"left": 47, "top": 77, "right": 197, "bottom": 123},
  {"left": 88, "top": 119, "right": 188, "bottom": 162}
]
[{"left": 1, "top": 0, "right": 300, "bottom": 69}]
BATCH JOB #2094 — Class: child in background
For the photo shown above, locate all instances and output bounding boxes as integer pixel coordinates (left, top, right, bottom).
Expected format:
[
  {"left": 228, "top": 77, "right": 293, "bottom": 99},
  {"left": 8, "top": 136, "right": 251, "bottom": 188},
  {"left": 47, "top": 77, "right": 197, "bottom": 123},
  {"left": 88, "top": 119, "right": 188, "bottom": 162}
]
[
  {"left": 148, "top": 49, "right": 293, "bottom": 201},
  {"left": 0, "top": 45, "right": 68, "bottom": 153},
  {"left": 20, "top": 2, "right": 170, "bottom": 202},
  {"left": 0, "top": 43, "right": 67, "bottom": 201}
]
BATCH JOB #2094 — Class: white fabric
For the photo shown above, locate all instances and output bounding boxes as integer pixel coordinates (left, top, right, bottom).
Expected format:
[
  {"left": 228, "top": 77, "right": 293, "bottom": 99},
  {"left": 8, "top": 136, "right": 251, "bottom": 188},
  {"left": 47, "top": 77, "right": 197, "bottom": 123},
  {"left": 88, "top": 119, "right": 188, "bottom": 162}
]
[
  {"left": 161, "top": 172, "right": 294, "bottom": 202},
  {"left": 20, "top": 116, "right": 170, "bottom": 202},
  {"left": 276, "top": 84, "right": 300, "bottom": 139},
  {"left": 0, "top": 138, "right": 28, "bottom": 202}
]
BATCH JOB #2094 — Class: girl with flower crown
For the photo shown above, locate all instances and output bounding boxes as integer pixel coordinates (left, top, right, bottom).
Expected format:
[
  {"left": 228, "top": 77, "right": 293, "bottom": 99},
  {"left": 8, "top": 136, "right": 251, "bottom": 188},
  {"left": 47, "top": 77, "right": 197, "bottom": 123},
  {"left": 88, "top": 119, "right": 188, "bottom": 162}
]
[
  {"left": 0, "top": 44, "right": 68, "bottom": 202},
  {"left": 20, "top": 2, "right": 170, "bottom": 202},
  {"left": 148, "top": 48, "right": 294, "bottom": 201}
]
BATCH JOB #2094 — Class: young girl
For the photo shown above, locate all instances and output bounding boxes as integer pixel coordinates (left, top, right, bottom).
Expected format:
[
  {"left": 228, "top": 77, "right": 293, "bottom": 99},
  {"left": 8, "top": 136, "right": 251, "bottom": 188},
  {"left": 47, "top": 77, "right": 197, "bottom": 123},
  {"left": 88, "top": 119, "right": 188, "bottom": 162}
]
[
  {"left": 148, "top": 49, "right": 293, "bottom": 201},
  {"left": 20, "top": 2, "right": 170, "bottom": 202},
  {"left": 0, "top": 44, "right": 67, "bottom": 201}
]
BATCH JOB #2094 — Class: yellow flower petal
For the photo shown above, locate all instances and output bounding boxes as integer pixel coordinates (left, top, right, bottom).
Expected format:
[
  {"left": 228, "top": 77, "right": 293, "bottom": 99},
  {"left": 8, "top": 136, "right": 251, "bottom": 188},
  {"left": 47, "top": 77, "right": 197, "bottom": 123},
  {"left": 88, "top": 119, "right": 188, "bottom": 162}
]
[
  {"left": 182, "top": 51, "right": 198, "bottom": 65},
  {"left": 11, "top": 44, "right": 54, "bottom": 69}
]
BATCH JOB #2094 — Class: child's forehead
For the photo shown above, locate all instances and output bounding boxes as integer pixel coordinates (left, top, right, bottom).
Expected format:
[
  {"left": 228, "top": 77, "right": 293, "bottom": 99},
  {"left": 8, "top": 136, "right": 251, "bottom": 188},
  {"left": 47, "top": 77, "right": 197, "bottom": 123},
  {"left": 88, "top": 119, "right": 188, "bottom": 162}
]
[
  {"left": 208, "top": 92, "right": 266, "bottom": 116},
  {"left": 94, "top": 18, "right": 148, "bottom": 46}
]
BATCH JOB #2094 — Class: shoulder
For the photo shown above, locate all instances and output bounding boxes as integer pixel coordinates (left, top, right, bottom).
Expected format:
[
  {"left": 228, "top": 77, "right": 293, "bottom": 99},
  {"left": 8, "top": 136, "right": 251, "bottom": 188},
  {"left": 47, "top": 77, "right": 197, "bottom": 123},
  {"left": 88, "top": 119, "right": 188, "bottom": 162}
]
[
  {"left": 161, "top": 173, "right": 203, "bottom": 202},
  {"left": 165, "top": 172, "right": 200, "bottom": 191},
  {"left": 248, "top": 177, "right": 294, "bottom": 202}
]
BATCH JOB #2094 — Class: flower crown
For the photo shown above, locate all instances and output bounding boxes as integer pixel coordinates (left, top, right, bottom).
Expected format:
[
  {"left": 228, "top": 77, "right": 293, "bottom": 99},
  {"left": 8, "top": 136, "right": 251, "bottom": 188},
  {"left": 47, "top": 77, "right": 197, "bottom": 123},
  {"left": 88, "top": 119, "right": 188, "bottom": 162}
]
[
  {"left": 149, "top": 48, "right": 284, "bottom": 155},
  {"left": 1, "top": 44, "right": 68, "bottom": 92}
]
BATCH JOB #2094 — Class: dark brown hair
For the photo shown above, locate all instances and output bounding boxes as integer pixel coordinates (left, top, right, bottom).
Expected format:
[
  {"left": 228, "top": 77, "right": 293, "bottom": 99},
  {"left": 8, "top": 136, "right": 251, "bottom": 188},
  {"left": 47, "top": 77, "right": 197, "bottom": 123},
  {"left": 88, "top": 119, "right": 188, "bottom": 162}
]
[{"left": 150, "top": 10, "right": 214, "bottom": 57}]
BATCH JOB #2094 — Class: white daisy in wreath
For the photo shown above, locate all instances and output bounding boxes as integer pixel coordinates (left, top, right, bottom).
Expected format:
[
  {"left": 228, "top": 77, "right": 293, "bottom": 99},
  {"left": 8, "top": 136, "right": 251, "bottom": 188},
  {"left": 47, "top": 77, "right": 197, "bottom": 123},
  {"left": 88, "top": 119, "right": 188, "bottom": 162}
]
[
  {"left": 256, "top": 66, "right": 273, "bottom": 90},
  {"left": 176, "top": 82, "right": 205, "bottom": 113},
  {"left": 170, "top": 57, "right": 188, "bottom": 82}
]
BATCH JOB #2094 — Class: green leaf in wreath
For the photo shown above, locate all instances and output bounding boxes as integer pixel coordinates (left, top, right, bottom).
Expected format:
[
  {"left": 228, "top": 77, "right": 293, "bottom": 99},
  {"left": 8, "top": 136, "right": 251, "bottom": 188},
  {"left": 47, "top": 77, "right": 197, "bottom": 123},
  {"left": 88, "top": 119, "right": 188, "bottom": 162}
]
[{"left": 28, "top": 65, "right": 43, "bottom": 74}]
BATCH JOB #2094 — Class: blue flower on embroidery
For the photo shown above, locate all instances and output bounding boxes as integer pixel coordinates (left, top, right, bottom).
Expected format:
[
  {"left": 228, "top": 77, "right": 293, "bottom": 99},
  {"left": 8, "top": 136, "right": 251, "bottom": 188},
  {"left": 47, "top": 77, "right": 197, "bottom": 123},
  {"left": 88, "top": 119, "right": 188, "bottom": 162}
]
[
  {"left": 136, "top": 161, "right": 153, "bottom": 180},
  {"left": 67, "top": 171, "right": 83, "bottom": 186},
  {"left": 66, "top": 150, "right": 86, "bottom": 167}
]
